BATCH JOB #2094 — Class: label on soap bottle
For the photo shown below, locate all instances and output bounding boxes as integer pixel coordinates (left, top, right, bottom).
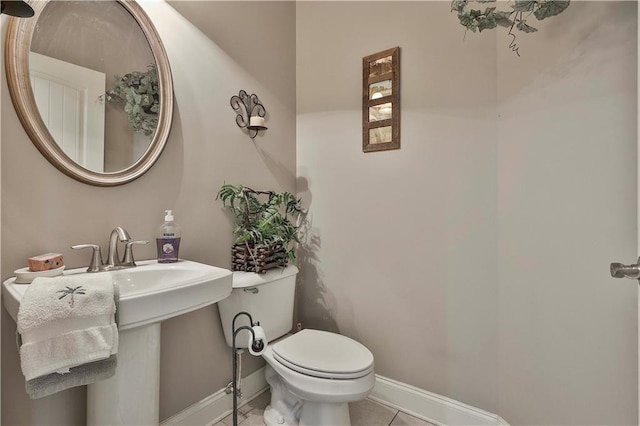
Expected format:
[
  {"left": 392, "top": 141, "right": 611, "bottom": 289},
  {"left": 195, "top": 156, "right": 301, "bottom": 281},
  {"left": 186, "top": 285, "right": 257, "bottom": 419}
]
[{"left": 156, "top": 237, "right": 181, "bottom": 263}]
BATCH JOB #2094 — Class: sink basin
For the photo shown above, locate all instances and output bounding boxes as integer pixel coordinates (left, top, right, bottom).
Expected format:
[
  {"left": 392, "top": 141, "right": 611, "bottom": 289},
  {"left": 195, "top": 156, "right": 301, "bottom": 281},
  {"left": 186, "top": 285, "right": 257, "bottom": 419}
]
[
  {"left": 2, "top": 258, "right": 232, "bottom": 425},
  {"left": 2, "top": 259, "right": 232, "bottom": 330}
]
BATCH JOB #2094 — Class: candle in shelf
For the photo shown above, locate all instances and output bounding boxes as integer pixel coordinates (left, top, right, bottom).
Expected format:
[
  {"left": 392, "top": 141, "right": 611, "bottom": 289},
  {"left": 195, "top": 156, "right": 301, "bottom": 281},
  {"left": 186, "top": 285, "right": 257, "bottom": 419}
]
[{"left": 249, "top": 116, "right": 265, "bottom": 127}]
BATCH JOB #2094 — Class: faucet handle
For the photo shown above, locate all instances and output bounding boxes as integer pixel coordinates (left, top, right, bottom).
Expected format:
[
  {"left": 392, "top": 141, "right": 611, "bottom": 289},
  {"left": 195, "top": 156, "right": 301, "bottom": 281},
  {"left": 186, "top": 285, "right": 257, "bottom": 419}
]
[
  {"left": 122, "top": 240, "right": 149, "bottom": 267},
  {"left": 71, "top": 244, "right": 104, "bottom": 273}
]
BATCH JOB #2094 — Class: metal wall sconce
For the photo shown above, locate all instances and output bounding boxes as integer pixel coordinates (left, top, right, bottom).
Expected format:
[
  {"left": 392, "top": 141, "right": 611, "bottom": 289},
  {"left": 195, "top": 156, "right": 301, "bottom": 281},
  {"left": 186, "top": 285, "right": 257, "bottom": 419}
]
[{"left": 230, "top": 90, "right": 267, "bottom": 139}]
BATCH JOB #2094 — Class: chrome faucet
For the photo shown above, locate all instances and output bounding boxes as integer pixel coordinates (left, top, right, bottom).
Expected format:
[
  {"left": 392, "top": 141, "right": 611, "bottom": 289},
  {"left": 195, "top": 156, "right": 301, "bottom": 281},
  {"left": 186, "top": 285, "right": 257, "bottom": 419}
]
[
  {"left": 106, "top": 227, "right": 131, "bottom": 268},
  {"left": 72, "top": 227, "right": 148, "bottom": 272},
  {"left": 69, "top": 244, "right": 104, "bottom": 273}
]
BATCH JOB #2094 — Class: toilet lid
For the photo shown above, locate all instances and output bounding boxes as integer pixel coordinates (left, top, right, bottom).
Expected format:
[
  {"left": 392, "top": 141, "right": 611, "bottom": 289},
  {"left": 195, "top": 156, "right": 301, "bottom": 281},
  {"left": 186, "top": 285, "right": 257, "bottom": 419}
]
[{"left": 272, "top": 329, "right": 374, "bottom": 379}]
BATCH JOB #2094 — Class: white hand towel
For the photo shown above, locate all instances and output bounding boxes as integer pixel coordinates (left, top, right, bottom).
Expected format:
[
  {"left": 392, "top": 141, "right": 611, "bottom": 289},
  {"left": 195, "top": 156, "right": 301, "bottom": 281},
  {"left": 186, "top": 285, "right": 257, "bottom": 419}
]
[
  {"left": 25, "top": 355, "right": 117, "bottom": 399},
  {"left": 17, "top": 273, "right": 118, "bottom": 381}
]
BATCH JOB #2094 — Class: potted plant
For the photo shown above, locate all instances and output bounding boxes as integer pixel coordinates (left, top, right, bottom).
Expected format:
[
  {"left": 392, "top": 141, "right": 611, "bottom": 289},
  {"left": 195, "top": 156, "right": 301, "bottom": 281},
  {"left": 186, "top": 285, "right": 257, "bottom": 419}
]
[
  {"left": 217, "top": 183, "right": 305, "bottom": 273},
  {"left": 103, "top": 64, "right": 160, "bottom": 136}
]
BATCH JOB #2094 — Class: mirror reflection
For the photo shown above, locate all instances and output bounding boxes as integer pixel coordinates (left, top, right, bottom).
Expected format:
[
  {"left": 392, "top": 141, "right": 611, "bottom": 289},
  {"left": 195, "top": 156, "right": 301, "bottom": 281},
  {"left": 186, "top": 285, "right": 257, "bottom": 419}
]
[{"left": 29, "top": 0, "right": 157, "bottom": 173}]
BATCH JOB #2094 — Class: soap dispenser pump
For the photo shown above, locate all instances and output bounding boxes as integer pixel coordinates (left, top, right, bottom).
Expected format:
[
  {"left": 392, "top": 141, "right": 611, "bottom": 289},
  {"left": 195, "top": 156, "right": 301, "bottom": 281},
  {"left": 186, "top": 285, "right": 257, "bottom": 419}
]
[{"left": 156, "top": 209, "right": 181, "bottom": 263}]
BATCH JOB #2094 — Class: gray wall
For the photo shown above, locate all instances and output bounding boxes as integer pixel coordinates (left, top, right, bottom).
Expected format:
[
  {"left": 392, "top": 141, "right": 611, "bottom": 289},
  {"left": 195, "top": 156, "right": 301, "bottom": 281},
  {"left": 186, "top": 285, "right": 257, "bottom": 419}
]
[
  {"left": 296, "top": 1, "right": 638, "bottom": 424},
  {"left": 296, "top": 1, "right": 500, "bottom": 413},
  {"left": 1, "top": 1, "right": 296, "bottom": 424},
  {"left": 1, "top": 1, "right": 638, "bottom": 425},
  {"left": 496, "top": 3, "right": 638, "bottom": 424}
]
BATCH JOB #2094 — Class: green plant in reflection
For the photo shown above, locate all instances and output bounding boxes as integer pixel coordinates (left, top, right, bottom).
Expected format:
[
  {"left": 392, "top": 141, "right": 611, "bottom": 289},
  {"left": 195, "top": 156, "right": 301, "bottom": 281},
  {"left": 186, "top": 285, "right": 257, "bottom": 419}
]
[{"left": 103, "top": 65, "right": 159, "bottom": 136}]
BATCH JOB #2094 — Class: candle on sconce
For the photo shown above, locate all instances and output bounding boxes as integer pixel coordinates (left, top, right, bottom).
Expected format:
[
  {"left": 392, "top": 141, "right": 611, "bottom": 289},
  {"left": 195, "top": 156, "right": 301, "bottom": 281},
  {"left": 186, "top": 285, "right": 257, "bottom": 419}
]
[{"left": 249, "top": 116, "right": 265, "bottom": 127}]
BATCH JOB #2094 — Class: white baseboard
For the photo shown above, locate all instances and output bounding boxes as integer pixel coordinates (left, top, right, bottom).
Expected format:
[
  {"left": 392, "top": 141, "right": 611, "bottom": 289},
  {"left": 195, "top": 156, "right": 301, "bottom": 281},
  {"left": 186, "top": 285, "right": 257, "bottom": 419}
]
[
  {"left": 369, "top": 375, "right": 509, "bottom": 426},
  {"left": 161, "top": 368, "right": 268, "bottom": 426},
  {"left": 497, "top": 416, "right": 510, "bottom": 426},
  {"left": 162, "top": 369, "right": 509, "bottom": 426}
]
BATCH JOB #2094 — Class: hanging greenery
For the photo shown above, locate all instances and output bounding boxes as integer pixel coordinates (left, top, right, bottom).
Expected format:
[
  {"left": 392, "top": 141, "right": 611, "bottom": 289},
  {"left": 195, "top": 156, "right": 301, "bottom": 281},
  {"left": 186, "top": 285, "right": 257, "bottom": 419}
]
[
  {"left": 103, "top": 65, "right": 160, "bottom": 136},
  {"left": 451, "top": 0, "right": 570, "bottom": 55}
]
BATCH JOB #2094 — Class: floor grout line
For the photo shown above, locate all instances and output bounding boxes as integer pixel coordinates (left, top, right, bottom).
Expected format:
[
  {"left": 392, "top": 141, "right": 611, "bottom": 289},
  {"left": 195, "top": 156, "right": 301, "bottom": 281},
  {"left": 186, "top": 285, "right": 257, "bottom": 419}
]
[{"left": 388, "top": 409, "right": 400, "bottom": 426}]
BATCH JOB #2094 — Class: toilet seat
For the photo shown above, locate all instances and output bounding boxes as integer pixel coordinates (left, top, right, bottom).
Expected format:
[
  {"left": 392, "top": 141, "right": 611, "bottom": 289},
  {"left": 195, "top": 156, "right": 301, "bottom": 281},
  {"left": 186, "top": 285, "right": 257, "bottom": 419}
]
[{"left": 271, "top": 329, "right": 374, "bottom": 380}]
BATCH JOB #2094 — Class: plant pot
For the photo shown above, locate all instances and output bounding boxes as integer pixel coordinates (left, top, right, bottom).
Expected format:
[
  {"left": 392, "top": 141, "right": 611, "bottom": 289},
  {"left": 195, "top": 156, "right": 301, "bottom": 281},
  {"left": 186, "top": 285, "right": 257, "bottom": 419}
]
[{"left": 231, "top": 243, "right": 288, "bottom": 274}]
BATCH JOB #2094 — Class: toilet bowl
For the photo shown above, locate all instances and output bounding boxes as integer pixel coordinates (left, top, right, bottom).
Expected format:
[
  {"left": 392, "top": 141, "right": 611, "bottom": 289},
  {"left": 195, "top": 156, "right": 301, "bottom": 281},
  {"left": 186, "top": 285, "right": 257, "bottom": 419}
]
[
  {"left": 217, "top": 266, "right": 375, "bottom": 426},
  {"left": 262, "top": 329, "right": 375, "bottom": 426}
]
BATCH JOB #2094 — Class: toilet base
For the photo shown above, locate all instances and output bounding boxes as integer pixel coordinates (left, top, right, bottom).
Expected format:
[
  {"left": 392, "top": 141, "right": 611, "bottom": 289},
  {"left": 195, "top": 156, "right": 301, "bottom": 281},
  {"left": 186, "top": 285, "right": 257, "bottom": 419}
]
[
  {"left": 299, "top": 401, "right": 351, "bottom": 426},
  {"left": 263, "top": 401, "right": 351, "bottom": 426},
  {"left": 264, "top": 404, "right": 293, "bottom": 426},
  {"left": 264, "top": 364, "right": 353, "bottom": 426}
]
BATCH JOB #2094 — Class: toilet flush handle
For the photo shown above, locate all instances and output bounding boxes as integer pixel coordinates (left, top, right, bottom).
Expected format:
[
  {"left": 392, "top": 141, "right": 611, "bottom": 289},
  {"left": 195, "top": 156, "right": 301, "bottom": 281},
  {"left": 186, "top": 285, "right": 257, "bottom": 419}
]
[{"left": 244, "top": 287, "right": 259, "bottom": 294}]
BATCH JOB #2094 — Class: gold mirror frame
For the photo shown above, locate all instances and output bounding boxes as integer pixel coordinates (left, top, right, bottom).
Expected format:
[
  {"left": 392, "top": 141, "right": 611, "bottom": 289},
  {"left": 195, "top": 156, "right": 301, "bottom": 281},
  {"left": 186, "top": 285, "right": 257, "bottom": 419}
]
[{"left": 4, "top": 0, "right": 174, "bottom": 186}]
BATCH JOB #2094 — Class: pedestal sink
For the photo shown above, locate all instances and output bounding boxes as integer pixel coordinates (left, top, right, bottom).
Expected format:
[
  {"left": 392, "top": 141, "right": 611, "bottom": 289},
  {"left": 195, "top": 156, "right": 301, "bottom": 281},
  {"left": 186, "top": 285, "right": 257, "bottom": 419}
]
[{"left": 2, "top": 259, "right": 232, "bottom": 425}]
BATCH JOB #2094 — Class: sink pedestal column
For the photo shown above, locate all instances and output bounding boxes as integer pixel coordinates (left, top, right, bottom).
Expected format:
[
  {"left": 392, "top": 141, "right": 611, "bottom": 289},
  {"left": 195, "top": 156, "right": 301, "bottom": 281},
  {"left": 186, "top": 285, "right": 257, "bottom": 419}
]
[{"left": 87, "top": 323, "right": 161, "bottom": 425}]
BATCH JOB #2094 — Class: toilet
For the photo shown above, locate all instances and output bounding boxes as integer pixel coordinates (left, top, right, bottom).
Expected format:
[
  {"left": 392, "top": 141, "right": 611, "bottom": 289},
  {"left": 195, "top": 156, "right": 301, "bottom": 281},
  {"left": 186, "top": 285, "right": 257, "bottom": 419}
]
[{"left": 218, "top": 266, "right": 375, "bottom": 426}]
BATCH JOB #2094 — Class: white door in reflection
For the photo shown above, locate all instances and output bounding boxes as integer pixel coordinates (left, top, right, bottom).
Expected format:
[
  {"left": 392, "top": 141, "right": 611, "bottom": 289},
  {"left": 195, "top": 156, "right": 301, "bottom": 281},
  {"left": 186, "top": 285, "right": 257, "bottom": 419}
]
[{"left": 29, "top": 52, "right": 105, "bottom": 171}]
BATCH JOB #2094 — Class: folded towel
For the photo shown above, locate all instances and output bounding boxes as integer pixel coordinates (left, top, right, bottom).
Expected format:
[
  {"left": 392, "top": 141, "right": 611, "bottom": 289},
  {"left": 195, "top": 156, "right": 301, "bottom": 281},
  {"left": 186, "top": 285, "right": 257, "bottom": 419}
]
[
  {"left": 17, "top": 273, "right": 118, "bottom": 381},
  {"left": 25, "top": 355, "right": 117, "bottom": 399}
]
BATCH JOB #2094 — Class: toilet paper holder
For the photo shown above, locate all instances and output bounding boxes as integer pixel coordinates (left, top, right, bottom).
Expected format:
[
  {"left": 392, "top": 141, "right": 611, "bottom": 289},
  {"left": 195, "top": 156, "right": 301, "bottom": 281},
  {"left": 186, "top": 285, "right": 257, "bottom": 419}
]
[{"left": 230, "top": 311, "right": 268, "bottom": 426}]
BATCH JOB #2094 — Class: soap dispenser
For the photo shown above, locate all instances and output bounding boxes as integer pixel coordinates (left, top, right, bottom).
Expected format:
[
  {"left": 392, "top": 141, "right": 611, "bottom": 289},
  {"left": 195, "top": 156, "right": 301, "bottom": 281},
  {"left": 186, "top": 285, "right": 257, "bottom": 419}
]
[{"left": 156, "top": 209, "right": 181, "bottom": 263}]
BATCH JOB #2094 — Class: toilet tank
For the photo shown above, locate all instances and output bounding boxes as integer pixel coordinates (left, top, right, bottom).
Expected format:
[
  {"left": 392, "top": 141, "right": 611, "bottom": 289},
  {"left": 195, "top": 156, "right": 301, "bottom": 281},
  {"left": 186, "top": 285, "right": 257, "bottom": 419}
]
[{"left": 218, "top": 265, "right": 298, "bottom": 348}]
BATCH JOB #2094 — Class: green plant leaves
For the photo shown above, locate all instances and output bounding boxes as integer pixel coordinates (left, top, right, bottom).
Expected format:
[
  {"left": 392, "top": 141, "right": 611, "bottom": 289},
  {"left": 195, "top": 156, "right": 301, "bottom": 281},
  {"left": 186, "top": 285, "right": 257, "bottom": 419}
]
[
  {"left": 103, "top": 65, "right": 160, "bottom": 136},
  {"left": 456, "top": 8, "right": 486, "bottom": 33},
  {"left": 534, "top": 0, "right": 570, "bottom": 20},
  {"left": 451, "top": 0, "right": 569, "bottom": 54},
  {"left": 216, "top": 184, "right": 306, "bottom": 262},
  {"left": 512, "top": 0, "right": 535, "bottom": 12},
  {"left": 451, "top": 0, "right": 468, "bottom": 13},
  {"left": 494, "top": 10, "right": 514, "bottom": 27},
  {"left": 516, "top": 19, "right": 538, "bottom": 32},
  {"left": 454, "top": 4, "right": 518, "bottom": 33}
]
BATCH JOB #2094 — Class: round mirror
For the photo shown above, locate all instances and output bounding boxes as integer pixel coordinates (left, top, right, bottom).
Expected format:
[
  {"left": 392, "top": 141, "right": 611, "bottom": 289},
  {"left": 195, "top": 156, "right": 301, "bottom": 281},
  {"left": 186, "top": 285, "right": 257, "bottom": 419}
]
[{"left": 5, "top": 0, "right": 173, "bottom": 186}]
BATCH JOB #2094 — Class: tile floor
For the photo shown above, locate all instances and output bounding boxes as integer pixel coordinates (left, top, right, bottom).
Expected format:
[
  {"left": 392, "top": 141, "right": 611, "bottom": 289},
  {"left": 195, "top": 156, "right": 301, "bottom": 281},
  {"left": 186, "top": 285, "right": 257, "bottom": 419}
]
[{"left": 215, "top": 390, "right": 436, "bottom": 426}]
